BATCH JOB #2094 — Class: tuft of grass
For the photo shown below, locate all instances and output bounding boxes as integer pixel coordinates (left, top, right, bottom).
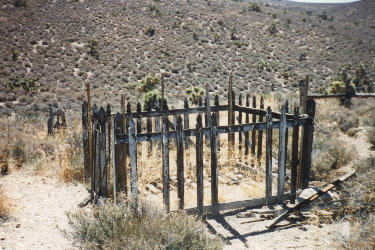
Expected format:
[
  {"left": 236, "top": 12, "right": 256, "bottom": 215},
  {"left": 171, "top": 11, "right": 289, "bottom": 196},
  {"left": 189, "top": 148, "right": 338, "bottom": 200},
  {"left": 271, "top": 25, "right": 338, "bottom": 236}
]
[
  {"left": 67, "top": 199, "right": 223, "bottom": 249},
  {"left": 0, "top": 186, "right": 11, "bottom": 219}
]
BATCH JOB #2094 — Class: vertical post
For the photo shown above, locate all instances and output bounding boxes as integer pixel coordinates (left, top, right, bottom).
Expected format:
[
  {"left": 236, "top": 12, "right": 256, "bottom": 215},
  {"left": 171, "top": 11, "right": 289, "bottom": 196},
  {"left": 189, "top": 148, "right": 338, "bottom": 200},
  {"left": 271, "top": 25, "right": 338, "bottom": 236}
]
[
  {"left": 300, "top": 98, "right": 315, "bottom": 189},
  {"left": 251, "top": 96, "right": 257, "bottom": 155},
  {"left": 210, "top": 113, "right": 219, "bottom": 216},
  {"left": 299, "top": 75, "right": 309, "bottom": 114},
  {"left": 257, "top": 97, "right": 264, "bottom": 159},
  {"left": 291, "top": 107, "right": 299, "bottom": 204},
  {"left": 284, "top": 100, "right": 289, "bottom": 172},
  {"left": 114, "top": 113, "right": 127, "bottom": 194},
  {"left": 205, "top": 83, "right": 212, "bottom": 141},
  {"left": 161, "top": 73, "right": 165, "bottom": 107},
  {"left": 162, "top": 117, "right": 170, "bottom": 212},
  {"left": 176, "top": 116, "right": 184, "bottom": 210},
  {"left": 265, "top": 107, "right": 273, "bottom": 206},
  {"left": 245, "top": 94, "right": 250, "bottom": 155},
  {"left": 238, "top": 94, "right": 242, "bottom": 152},
  {"left": 94, "top": 125, "right": 100, "bottom": 196},
  {"left": 214, "top": 95, "right": 220, "bottom": 151},
  {"left": 86, "top": 83, "right": 93, "bottom": 182},
  {"left": 136, "top": 102, "right": 142, "bottom": 134},
  {"left": 147, "top": 104, "right": 152, "bottom": 152},
  {"left": 184, "top": 98, "right": 190, "bottom": 149},
  {"left": 98, "top": 107, "right": 107, "bottom": 197},
  {"left": 111, "top": 115, "right": 117, "bottom": 204},
  {"left": 196, "top": 115, "right": 204, "bottom": 215},
  {"left": 128, "top": 119, "right": 138, "bottom": 201},
  {"left": 277, "top": 105, "right": 287, "bottom": 203},
  {"left": 228, "top": 74, "right": 234, "bottom": 147},
  {"left": 82, "top": 101, "right": 90, "bottom": 183}
]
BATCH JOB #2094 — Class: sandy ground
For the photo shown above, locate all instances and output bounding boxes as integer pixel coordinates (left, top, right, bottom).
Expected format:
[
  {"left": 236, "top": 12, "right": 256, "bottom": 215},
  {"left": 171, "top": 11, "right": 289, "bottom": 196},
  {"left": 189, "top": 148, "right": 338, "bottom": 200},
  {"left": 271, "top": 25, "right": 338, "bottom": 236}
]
[{"left": 0, "top": 171, "right": 89, "bottom": 250}]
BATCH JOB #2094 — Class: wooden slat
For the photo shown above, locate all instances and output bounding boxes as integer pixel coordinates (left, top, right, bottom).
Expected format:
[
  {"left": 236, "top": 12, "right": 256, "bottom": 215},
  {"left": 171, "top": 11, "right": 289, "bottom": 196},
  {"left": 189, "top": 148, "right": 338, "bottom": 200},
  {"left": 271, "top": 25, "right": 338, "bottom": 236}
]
[
  {"left": 111, "top": 115, "right": 117, "bottom": 204},
  {"left": 94, "top": 126, "right": 100, "bottom": 196},
  {"left": 244, "top": 94, "right": 250, "bottom": 155},
  {"left": 196, "top": 114, "right": 204, "bottom": 215},
  {"left": 82, "top": 101, "right": 90, "bottom": 183},
  {"left": 238, "top": 94, "right": 243, "bottom": 152},
  {"left": 128, "top": 119, "right": 138, "bottom": 201},
  {"left": 210, "top": 113, "right": 219, "bottom": 215},
  {"left": 214, "top": 95, "right": 220, "bottom": 151},
  {"left": 228, "top": 74, "right": 234, "bottom": 148},
  {"left": 162, "top": 117, "right": 170, "bottom": 212},
  {"left": 257, "top": 97, "right": 264, "bottom": 159},
  {"left": 176, "top": 116, "right": 184, "bottom": 210},
  {"left": 136, "top": 102, "right": 142, "bottom": 134},
  {"left": 234, "top": 105, "right": 296, "bottom": 120},
  {"left": 265, "top": 107, "right": 273, "bottom": 206},
  {"left": 205, "top": 83, "right": 212, "bottom": 146},
  {"left": 251, "top": 96, "right": 257, "bottom": 155},
  {"left": 277, "top": 105, "right": 287, "bottom": 203},
  {"left": 184, "top": 98, "right": 189, "bottom": 149},
  {"left": 300, "top": 98, "right": 316, "bottom": 189},
  {"left": 284, "top": 100, "right": 289, "bottom": 172},
  {"left": 291, "top": 107, "right": 299, "bottom": 204}
]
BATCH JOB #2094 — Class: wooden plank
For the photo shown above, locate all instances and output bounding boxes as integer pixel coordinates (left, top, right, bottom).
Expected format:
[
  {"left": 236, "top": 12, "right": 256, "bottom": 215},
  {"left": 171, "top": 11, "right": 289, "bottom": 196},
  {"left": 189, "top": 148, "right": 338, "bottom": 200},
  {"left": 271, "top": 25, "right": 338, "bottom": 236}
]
[
  {"left": 244, "top": 94, "right": 250, "bottom": 155},
  {"left": 176, "top": 116, "right": 184, "bottom": 210},
  {"left": 155, "top": 100, "right": 161, "bottom": 150},
  {"left": 98, "top": 128, "right": 107, "bottom": 196},
  {"left": 136, "top": 102, "right": 142, "bottom": 134},
  {"left": 265, "top": 107, "right": 273, "bottom": 206},
  {"left": 251, "top": 96, "right": 257, "bottom": 155},
  {"left": 86, "top": 83, "right": 93, "bottom": 183},
  {"left": 277, "top": 105, "right": 287, "bottom": 203},
  {"left": 299, "top": 76, "right": 309, "bottom": 113},
  {"left": 238, "top": 94, "right": 243, "bottom": 152},
  {"left": 128, "top": 119, "right": 138, "bottom": 201},
  {"left": 82, "top": 101, "right": 90, "bottom": 183},
  {"left": 210, "top": 113, "right": 219, "bottom": 215},
  {"left": 234, "top": 105, "right": 295, "bottom": 120},
  {"left": 284, "top": 100, "right": 289, "bottom": 173},
  {"left": 214, "top": 95, "right": 220, "bottom": 151},
  {"left": 228, "top": 74, "right": 234, "bottom": 148},
  {"left": 196, "top": 114, "right": 204, "bottom": 215},
  {"left": 300, "top": 98, "right": 316, "bottom": 189},
  {"left": 184, "top": 98, "right": 189, "bottom": 149},
  {"left": 162, "top": 117, "right": 170, "bottom": 212},
  {"left": 94, "top": 126, "right": 100, "bottom": 196},
  {"left": 147, "top": 104, "right": 153, "bottom": 152},
  {"left": 115, "top": 118, "right": 311, "bottom": 144},
  {"left": 111, "top": 115, "right": 117, "bottom": 204},
  {"left": 291, "top": 107, "right": 299, "bottom": 204},
  {"left": 257, "top": 97, "right": 264, "bottom": 159},
  {"left": 205, "top": 83, "right": 212, "bottom": 146}
]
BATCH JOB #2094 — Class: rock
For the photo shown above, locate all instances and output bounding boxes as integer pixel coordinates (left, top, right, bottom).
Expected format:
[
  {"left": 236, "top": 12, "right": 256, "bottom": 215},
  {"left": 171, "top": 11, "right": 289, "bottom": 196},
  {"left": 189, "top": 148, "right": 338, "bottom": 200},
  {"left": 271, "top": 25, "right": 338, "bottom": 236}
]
[
  {"left": 16, "top": 224, "right": 20, "bottom": 228},
  {"left": 146, "top": 184, "right": 159, "bottom": 194}
]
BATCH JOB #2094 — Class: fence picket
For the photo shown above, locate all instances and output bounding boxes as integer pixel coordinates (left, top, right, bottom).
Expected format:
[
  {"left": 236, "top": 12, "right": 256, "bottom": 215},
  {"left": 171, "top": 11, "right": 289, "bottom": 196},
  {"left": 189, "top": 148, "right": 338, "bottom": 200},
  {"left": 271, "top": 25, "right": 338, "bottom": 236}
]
[
  {"left": 251, "top": 96, "right": 257, "bottom": 155},
  {"left": 176, "top": 116, "right": 184, "bottom": 209},
  {"left": 162, "top": 117, "right": 170, "bottom": 212},
  {"left": 136, "top": 102, "right": 142, "bottom": 134},
  {"left": 82, "top": 101, "right": 90, "bottom": 183},
  {"left": 277, "top": 105, "right": 287, "bottom": 203},
  {"left": 184, "top": 98, "right": 189, "bottom": 149},
  {"left": 128, "top": 119, "right": 138, "bottom": 201},
  {"left": 214, "top": 95, "right": 220, "bottom": 151},
  {"left": 245, "top": 94, "right": 250, "bottom": 155},
  {"left": 291, "top": 107, "right": 299, "bottom": 204},
  {"left": 196, "top": 114, "right": 204, "bottom": 215},
  {"left": 257, "top": 97, "right": 264, "bottom": 159},
  {"left": 238, "top": 94, "right": 242, "bottom": 152},
  {"left": 265, "top": 107, "right": 273, "bottom": 206},
  {"left": 114, "top": 113, "right": 127, "bottom": 194},
  {"left": 211, "top": 113, "right": 219, "bottom": 215}
]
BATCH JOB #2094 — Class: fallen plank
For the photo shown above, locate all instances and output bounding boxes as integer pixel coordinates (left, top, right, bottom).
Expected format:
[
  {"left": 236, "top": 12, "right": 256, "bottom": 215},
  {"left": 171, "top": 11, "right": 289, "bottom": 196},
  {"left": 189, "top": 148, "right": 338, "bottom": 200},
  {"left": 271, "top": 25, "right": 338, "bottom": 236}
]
[
  {"left": 241, "top": 218, "right": 266, "bottom": 224},
  {"left": 267, "top": 170, "right": 356, "bottom": 229}
]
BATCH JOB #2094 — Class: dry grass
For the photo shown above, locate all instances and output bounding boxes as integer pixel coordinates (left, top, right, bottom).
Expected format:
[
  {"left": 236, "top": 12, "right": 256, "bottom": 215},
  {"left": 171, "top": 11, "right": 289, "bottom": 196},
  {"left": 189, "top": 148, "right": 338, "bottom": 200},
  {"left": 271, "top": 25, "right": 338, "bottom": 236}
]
[
  {"left": 0, "top": 186, "right": 11, "bottom": 219},
  {"left": 67, "top": 198, "right": 223, "bottom": 249}
]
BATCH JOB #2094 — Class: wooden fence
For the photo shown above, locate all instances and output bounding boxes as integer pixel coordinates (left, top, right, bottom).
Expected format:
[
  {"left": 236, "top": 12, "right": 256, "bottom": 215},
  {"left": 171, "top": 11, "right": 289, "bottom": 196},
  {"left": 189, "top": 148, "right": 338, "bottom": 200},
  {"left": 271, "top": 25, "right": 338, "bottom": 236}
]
[{"left": 82, "top": 78, "right": 316, "bottom": 215}]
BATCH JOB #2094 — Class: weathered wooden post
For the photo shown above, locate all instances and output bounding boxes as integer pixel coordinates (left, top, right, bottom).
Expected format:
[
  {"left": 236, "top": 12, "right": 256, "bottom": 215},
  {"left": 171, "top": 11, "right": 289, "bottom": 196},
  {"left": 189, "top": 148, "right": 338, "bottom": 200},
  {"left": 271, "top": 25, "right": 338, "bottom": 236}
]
[
  {"left": 183, "top": 98, "right": 190, "bottom": 149},
  {"left": 265, "top": 107, "right": 273, "bottom": 206},
  {"left": 245, "top": 94, "right": 250, "bottom": 155},
  {"left": 251, "top": 96, "right": 257, "bottom": 155},
  {"left": 111, "top": 114, "right": 117, "bottom": 204},
  {"left": 214, "top": 95, "right": 220, "bottom": 151},
  {"left": 299, "top": 75, "right": 309, "bottom": 113},
  {"left": 176, "top": 116, "right": 184, "bottom": 210},
  {"left": 210, "top": 113, "right": 219, "bottom": 216},
  {"left": 114, "top": 113, "right": 127, "bottom": 194},
  {"left": 257, "top": 97, "right": 264, "bottom": 159},
  {"left": 128, "top": 119, "right": 138, "bottom": 202},
  {"left": 238, "top": 94, "right": 243, "bottom": 152},
  {"left": 228, "top": 74, "right": 234, "bottom": 152},
  {"left": 291, "top": 107, "right": 300, "bottom": 204},
  {"left": 146, "top": 104, "right": 153, "bottom": 152},
  {"left": 82, "top": 101, "right": 90, "bottom": 183},
  {"left": 284, "top": 100, "right": 289, "bottom": 172},
  {"left": 196, "top": 114, "right": 204, "bottom": 215},
  {"left": 300, "top": 98, "right": 316, "bottom": 189},
  {"left": 162, "top": 116, "right": 170, "bottom": 212},
  {"left": 86, "top": 83, "right": 93, "bottom": 182},
  {"left": 205, "top": 83, "right": 212, "bottom": 146},
  {"left": 277, "top": 105, "right": 287, "bottom": 203}
]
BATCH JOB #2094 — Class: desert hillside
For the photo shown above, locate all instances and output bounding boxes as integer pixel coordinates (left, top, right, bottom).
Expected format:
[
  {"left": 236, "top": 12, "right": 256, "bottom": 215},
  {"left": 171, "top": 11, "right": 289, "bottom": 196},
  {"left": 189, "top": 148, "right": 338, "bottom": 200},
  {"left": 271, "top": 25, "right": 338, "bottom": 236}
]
[{"left": 0, "top": 0, "right": 374, "bottom": 116}]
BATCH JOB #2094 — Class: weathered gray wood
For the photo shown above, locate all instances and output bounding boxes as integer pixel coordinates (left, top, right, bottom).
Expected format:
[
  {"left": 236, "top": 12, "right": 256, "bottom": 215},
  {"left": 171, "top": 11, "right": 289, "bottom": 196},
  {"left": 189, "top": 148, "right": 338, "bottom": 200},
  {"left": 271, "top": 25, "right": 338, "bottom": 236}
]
[
  {"left": 111, "top": 115, "right": 117, "bottom": 204},
  {"left": 300, "top": 98, "right": 315, "bottom": 189},
  {"left": 291, "top": 107, "right": 299, "bottom": 204},
  {"left": 155, "top": 100, "right": 161, "bottom": 149},
  {"left": 284, "top": 100, "right": 289, "bottom": 171},
  {"left": 228, "top": 74, "right": 234, "bottom": 148},
  {"left": 136, "top": 102, "right": 142, "bottom": 134},
  {"left": 196, "top": 114, "right": 204, "bottom": 215},
  {"left": 99, "top": 130, "right": 107, "bottom": 197},
  {"left": 162, "top": 117, "right": 170, "bottom": 212},
  {"left": 210, "top": 113, "right": 219, "bottom": 215},
  {"left": 184, "top": 98, "right": 189, "bottom": 149},
  {"left": 265, "top": 107, "right": 273, "bottom": 206},
  {"left": 234, "top": 105, "right": 295, "bottom": 120},
  {"left": 94, "top": 126, "right": 100, "bottom": 196},
  {"left": 277, "top": 105, "right": 287, "bottom": 203},
  {"left": 176, "top": 116, "right": 184, "bottom": 210},
  {"left": 257, "top": 97, "right": 264, "bottom": 159},
  {"left": 82, "top": 101, "right": 90, "bottom": 183},
  {"left": 299, "top": 75, "right": 309, "bottom": 113},
  {"left": 238, "top": 94, "right": 243, "bottom": 152},
  {"left": 114, "top": 113, "right": 127, "bottom": 194},
  {"left": 205, "top": 83, "right": 212, "bottom": 146},
  {"left": 214, "top": 95, "right": 220, "bottom": 150},
  {"left": 128, "top": 119, "right": 138, "bottom": 201},
  {"left": 251, "top": 96, "right": 257, "bottom": 155},
  {"left": 146, "top": 104, "right": 153, "bottom": 152},
  {"left": 245, "top": 94, "right": 250, "bottom": 155}
]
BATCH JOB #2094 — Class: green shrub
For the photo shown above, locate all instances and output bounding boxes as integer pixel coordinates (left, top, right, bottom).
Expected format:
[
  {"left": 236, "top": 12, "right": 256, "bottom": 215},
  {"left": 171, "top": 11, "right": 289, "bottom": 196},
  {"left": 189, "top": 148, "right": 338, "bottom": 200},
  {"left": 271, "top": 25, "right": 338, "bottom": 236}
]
[
  {"left": 186, "top": 86, "right": 204, "bottom": 105},
  {"left": 145, "top": 27, "right": 156, "bottom": 37},
  {"left": 67, "top": 199, "right": 223, "bottom": 249},
  {"left": 13, "top": 0, "right": 27, "bottom": 7},
  {"left": 5, "top": 77, "right": 39, "bottom": 93},
  {"left": 136, "top": 76, "right": 160, "bottom": 93},
  {"left": 87, "top": 39, "right": 99, "bottom": 59},
  {"left": 257, "top": 58, "right": 268, "bottom": 72},
  {"left": 268, "top": 22, "right": 277, "bottom": 35},
  {"left": 248, "top": 2, "right": 260, "bottom": 12},
  {"left": 232, "top": 41, "right": 242, "bottom": 48},
  {"left": 142, "top": 89, "right": 161, "bottom": 110},
  {"left": 327, "top": 81, "right": 356, "bottom": 94},
  {"left": 11, "top": 140, "right": 26, "bottom": 168}
]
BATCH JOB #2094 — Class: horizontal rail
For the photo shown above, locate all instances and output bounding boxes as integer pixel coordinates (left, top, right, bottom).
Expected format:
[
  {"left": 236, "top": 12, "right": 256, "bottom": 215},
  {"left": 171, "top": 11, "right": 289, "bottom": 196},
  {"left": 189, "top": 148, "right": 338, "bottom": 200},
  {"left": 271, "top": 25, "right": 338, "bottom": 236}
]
[
  {"left": 308, "top": 93, "right": 375, "bottom": 99},
  {"left": 180, "top": 193, "right": 293, "bottom": 214},
  {"left": 115, "top": 118, "right": 310, "bottom": 144},
  {"left": 114, "top": 105, "right": 228, "bottom": 119},
  {"left": 234, "top": 105, "right": 297, "bottom": 119}
]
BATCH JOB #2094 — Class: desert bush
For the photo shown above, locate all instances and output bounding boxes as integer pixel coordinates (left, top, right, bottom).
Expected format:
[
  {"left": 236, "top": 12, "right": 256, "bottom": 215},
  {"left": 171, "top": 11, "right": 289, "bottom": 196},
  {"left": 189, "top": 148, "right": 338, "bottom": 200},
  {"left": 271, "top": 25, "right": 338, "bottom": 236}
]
[
  {"left": 11, "top": 139, "right": 26, "bottom": 169},
  {"left": 0, "top": 186, "right": 11, "bottom": 219},
  {"left": 67, "top": 199, "right": 223, "bottom": 249},
  {"left": 136, "top": 76, "right": 160, "bottom": 93},
  {"left": 87, "top": 39, "right": 99, "bottom": 59},
  {"left": 369, "top": 128, "right": 375, "bottom": 148},
  {"left": 13, "top": 0, "right": 27, "bottom": 7},
  {"left": 0, "top": 146, "right": 9, "bottom": 175},
  {"left": 268, "top": 22, "right": 277, "bottom": 35},
  {"left": 186, "top": 86, "right": 204, "bottom": 105},
  {"left": 257, "top": 58, "right": 268, "bottom": 72},
  {"left": 326, "top": 81, "right": 356, "bottom": 94},
  {"left": 248, "top": 2, "right": 260, "bottom": 12},
  {"left": 4, "top": 77, "right": 39, "bottom": 93},
  {"left": 144, "top": 27, "right": 156, "bottom": 37},
  {"left": 142, "top": 89, "right": 162, "bottom": 111}
]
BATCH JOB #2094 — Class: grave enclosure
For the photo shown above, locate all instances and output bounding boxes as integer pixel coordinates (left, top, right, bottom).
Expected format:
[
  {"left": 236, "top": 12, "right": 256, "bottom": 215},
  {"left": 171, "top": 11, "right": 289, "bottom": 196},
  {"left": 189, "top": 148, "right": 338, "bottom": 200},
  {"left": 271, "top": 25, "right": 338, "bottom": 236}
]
[{"left": 81, "top": 76, "right": 316, "bottom": 215}]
